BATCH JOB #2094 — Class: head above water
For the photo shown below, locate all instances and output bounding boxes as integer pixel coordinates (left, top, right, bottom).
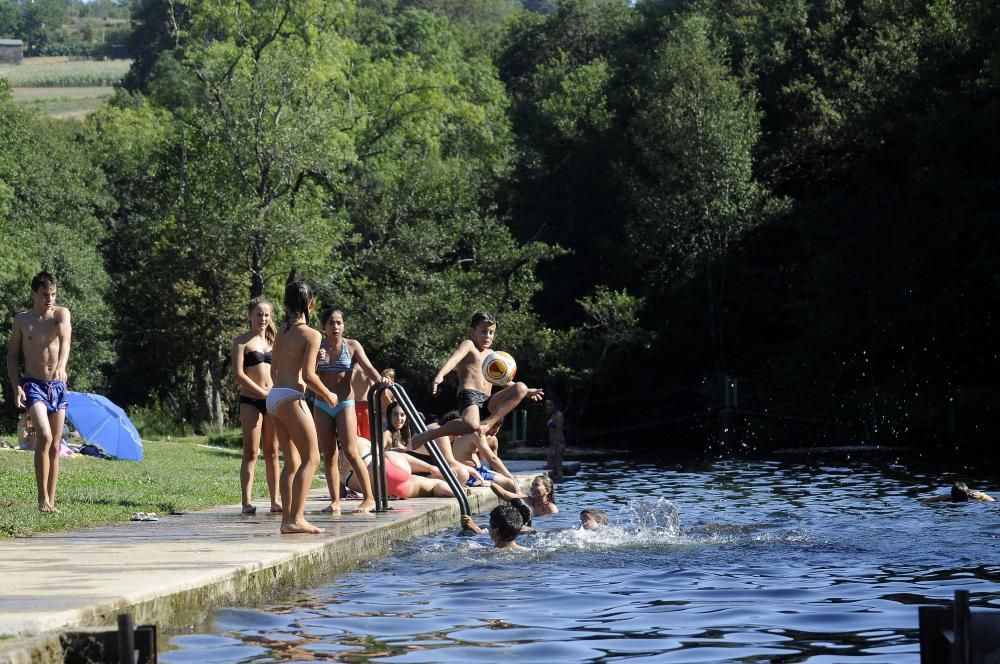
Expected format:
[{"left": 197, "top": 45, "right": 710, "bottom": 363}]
[
  {"left": 489, "top": 504, "right": 523, "bottom": 543},
  {"left": 530, "top": 475, "right": 555, "bottom": 503},
  {"left": 510, "top": 497, "right": 532, "bottom": 528},
  {"left": 951, "top": 481, "right": 971, "bottom": 502},
  {"left": 580, "top": 508, "right": 608, "bottom": 530}
]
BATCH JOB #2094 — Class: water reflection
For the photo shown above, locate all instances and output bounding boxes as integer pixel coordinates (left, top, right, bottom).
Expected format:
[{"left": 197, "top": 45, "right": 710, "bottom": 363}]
[{"left": 163, "top": 458, "right": 1000, "bottom": 663}]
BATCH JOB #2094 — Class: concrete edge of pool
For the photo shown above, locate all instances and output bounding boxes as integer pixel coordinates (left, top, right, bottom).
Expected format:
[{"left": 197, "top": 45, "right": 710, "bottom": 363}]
[{"left": 0, "top": 473, "right": 538, "bottom": 664}]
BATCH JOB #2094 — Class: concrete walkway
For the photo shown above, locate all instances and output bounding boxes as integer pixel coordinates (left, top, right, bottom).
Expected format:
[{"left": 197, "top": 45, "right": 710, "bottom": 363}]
[{"left": 0, "top": 468, "right": 541, "bottom": 663}]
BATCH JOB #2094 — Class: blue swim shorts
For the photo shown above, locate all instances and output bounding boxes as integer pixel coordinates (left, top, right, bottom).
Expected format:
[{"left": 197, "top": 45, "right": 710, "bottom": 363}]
[
  {"left": 466, "top": 463, "right": 496, "bottom": 486},
  {"left": 23, "top": 378, "right": 67, "bottom": 413}
]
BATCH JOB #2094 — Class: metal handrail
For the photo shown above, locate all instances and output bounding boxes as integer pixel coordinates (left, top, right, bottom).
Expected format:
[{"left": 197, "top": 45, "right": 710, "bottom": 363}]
[{"left": 367, "top": 383, "right": 471, "bottom": 517}]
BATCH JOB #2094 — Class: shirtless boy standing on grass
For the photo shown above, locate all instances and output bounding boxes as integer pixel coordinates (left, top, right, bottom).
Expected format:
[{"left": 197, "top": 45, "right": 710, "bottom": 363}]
[
  {"left": 408, "top": 311, "right": 543, "bottom": 451},
  {"left": 6, "top": 271, "right": 72, "bottom": 513}
]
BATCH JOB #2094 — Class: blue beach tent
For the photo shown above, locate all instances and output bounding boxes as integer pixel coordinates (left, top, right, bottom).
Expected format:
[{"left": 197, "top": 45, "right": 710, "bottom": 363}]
[{"left": 65, "top": 392, "right": 144, "bottom": 461}]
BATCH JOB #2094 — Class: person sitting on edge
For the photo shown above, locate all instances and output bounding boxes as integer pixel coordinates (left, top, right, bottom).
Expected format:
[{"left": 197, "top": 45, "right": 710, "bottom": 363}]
[
  {"left": 382, "top": 401, "right": 411, "bottom": 452},
  {"left": 406, "top": 411, "right": 486, "bottom": 487},
  {"left": 923, "top": 481, "right": 996, "bottom": 503},
  {"left": 461, "top": 498, "right": 535, "bottom": 535},
  {"left": 580, "top": 508, "right": 609, "bottom": 530},
  {"left": 6, "top": 271, "right": 72, "bottom": 513},
  {"left": 491, "top": 474, "right": 559, "bottom": 516},
  {"left": 408, "top": 312, "right": 543, "bottom": 450},
  {"left": 450, "top": 419, "right": 520, "bottom": 492}
]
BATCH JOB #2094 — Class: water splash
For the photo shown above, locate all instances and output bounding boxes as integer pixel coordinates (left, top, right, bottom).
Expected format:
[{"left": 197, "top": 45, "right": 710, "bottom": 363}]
[{"left": 531, "top": 497, "right": 685, "bottom": 551}]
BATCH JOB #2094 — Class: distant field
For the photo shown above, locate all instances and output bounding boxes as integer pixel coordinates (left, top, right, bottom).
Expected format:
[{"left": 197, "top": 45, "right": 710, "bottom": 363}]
[
  {"left": 0, "top": 56, "right": 131, "bottom": 88},
  {"left": 0, "top": 57, "right": 130, "bottom": 117},
  {"left": 11, "top": 86, "right": 115, "bottom": 117}
]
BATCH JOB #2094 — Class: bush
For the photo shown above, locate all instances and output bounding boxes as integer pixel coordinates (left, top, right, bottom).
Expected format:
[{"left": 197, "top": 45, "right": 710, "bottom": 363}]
[{"left": 129, "top": 401, "right": 189, "bottom": 439}]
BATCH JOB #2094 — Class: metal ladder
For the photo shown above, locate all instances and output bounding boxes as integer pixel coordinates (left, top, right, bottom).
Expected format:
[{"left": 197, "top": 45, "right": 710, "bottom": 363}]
[{"left": 366, "top": 383, "right": 471, "bottom": 517}]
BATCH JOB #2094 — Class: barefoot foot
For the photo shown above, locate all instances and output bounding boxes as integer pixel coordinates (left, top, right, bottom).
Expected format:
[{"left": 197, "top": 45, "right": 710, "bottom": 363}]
[
  {"left": 320, "top": 502, "right": 341, "bottom": 514},
  {"left": 280, "top": 520, "right": 325, "bottom": 534},
  {"left": 354, "top": 499, "right": 376, "bottom": 513},
  {"left": 269, "top": 503, "right": 283, "bottom": 513}
]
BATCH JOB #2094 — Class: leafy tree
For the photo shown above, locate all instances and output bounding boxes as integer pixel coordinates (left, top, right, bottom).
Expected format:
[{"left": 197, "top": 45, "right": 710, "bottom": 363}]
[
  {"left": 624, "top": 12, "right": 769, "bottom": 371},
  {"left": 0, "top": 0, "right": 21, "bottom": 38},
  {"left": 20, "top": 0, "right": 69, "bottom": 54},
  {"left": 0, "top": 82, "right": 114, "bottom": 419}
]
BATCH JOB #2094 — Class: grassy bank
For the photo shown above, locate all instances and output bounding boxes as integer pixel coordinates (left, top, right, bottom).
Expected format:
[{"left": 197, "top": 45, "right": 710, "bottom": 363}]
[{"left": 0, "top": 437, "right": 281, "bottom": 539}]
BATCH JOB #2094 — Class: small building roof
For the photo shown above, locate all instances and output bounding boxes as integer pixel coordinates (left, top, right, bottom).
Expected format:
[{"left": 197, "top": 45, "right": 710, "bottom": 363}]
[{"left": 0, "top": 39, "right": 23, "bottom": 46}]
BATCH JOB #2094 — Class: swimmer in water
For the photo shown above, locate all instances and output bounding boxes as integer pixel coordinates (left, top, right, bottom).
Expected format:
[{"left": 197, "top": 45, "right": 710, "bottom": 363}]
[
  {"left": 461, "top": 498, "right": 535, "bottom": 535},
  {"left": 579, "top": 508, "right": 609, "bottom": 530},
  {"left": 923, "top": 481, "right": 995, "bottom": 503},
  {"left": 488, "top": 504, "right": 528, "bottom": 550},
  {"left": 491, "top": 474, "right": 559, "bottom": 516}
]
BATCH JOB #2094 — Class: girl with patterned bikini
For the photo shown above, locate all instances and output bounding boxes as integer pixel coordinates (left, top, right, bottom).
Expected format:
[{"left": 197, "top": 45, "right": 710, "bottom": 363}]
[
  {"left": 231, "top": 297, "right": 282, "bottom": 516},
  {"left": 314, "top": 307, "right": 391, "bottom": 514},
  {"left": 268, "top": 281, "right": 340, "bottom": 535}
]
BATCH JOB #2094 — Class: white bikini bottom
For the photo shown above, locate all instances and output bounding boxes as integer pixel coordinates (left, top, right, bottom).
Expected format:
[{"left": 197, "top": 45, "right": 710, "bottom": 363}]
[{"left": 266, "top": 387, "right": 304, "bottom": 416}]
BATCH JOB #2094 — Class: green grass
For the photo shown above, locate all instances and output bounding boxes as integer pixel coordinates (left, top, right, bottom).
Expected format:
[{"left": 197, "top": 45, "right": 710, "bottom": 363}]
[
  {"left": 11, "top": 85, "right": 114, "bottom": 117},
  {"left": 0, "top": 57, "right": 131, "bottom": 87},
  {"left": 0, "top": 436, "right": 287, "bottom": 539}
]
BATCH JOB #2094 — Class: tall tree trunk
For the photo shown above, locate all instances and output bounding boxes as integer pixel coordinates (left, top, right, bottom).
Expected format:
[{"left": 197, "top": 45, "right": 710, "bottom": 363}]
[{"left": 194, "top": 349, "right": 225, "bottom": 432}]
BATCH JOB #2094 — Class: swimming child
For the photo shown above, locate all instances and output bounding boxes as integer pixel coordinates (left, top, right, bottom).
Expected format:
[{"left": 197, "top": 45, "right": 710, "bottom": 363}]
[
  {"left": 407, "top": 312, "right": 543, "bottom": 450},
  {"left": 488, "top": 504, "right": 528, "bottom": 550},
  {"left": 269, "top": 281, "right": 340, "bottom": 534},
  {"left": 491, "top": 474, "right": 559, "bottom": 516},
  {"left": 314, "top": 307, "right": 391, "bottom": 514},
  {"left": 461, "top": 498, "right": 535, "bottom": 535},
  {"left": 6, "top": 271, "right": 72, "bottom": 513},
  {"left": 231, "top": 296, "right": 281, "bottom": 515},
  {"left": 579, "top": 508, "right": 609, "bottom": 530},
  {"left": 923, "top": 481, "right": 996, "bottom": 503}
]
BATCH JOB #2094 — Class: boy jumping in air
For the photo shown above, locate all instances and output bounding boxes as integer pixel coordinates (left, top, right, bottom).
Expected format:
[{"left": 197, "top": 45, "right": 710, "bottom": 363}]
[
  {"left": 408, "top": 311, "right": 543, "bottom": 451},
  {"left": 6, "top": 271, "right": 72, "bottom": 513}
]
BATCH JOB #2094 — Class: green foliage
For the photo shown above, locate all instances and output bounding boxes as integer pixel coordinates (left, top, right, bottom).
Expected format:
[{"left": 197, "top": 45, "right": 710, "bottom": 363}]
[
  {"left": 0, "top": 94, "right": 114, "bottom": 412},
  {"left": 626, "top": 12, "right": 765, "bottom": 283}
]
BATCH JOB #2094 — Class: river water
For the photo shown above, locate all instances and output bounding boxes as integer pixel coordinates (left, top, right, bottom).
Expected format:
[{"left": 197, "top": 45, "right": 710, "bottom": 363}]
[{"left": 161, "top": 456, "right": 1000, "bottom": 662}]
